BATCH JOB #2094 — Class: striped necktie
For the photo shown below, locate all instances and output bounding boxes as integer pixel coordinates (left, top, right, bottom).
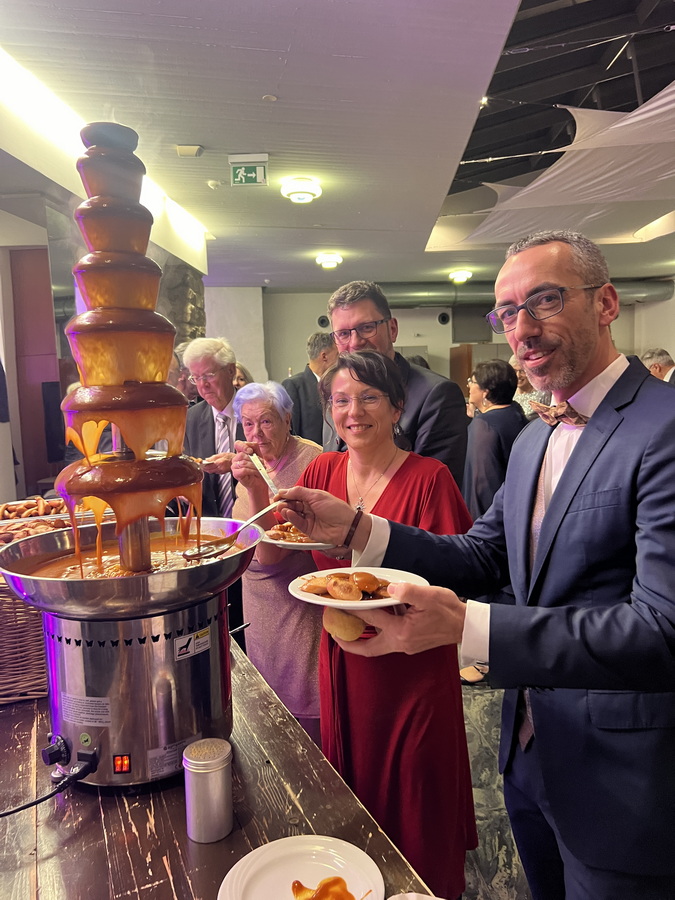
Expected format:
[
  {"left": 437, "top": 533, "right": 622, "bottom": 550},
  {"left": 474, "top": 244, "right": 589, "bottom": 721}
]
[{"left": 215, "top": 414, "right": 233, "bottom": 517}]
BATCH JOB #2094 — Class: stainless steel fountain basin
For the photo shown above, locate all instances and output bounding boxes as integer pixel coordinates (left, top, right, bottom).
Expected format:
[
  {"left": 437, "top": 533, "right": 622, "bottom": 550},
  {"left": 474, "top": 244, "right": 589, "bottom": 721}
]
[{"left": 0, "top": 517, "right": 262, "bottom": 620}]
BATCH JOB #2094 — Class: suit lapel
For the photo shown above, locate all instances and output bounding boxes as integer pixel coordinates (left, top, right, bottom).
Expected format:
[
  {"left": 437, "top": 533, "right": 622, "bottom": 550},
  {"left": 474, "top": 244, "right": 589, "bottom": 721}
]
[
  {"left": 528, "top": 359, "right": 644, "bottom": 598},
  {"left": 506, "top": 422, "right": 550, "bottom": 600}
]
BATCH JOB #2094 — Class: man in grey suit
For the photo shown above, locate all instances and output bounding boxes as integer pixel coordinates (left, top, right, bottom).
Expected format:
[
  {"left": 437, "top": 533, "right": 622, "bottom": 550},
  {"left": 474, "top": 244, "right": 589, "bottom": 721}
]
[
  {"left": 280, "top": 233, "right": 675, "bottom": 899},
  {"left": 640, "top": 347, "right": 675, "bottom": 385},
  {"left": 324, "top": 281, "right": 468, "bottom": 487},
  {"left": 182, "top": 337, "right": 242, "bottom": 517},
  {"left": 283, "top": 332, "right": 337, "bottom": 444},
  {"left": 182, "top": 336, "right": 246, "bottom": 643}
]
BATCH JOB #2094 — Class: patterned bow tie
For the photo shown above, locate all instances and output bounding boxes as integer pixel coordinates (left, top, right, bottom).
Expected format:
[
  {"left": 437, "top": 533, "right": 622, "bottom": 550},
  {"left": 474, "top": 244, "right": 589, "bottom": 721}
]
[{"left": 529, "top": 399, "right": 589, "bottom": 427}]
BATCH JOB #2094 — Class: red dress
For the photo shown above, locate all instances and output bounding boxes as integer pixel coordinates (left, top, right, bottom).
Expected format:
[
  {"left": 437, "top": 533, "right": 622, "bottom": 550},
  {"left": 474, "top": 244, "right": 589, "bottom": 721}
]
[{"left": 297, "top": 452, "right": 477, "bottom": 899}]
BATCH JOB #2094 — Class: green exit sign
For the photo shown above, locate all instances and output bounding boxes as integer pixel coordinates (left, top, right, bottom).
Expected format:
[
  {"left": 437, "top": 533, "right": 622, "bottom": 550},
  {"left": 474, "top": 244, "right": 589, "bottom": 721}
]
[{"left": 230, "top": 165, "right": 267, "bottom": 186}]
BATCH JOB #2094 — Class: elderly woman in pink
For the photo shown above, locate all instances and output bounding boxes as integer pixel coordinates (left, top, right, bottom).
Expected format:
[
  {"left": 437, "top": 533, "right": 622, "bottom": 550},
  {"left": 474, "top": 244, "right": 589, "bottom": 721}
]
[{"left": 230, "top": 381, "right": 323, "bottom": 742}]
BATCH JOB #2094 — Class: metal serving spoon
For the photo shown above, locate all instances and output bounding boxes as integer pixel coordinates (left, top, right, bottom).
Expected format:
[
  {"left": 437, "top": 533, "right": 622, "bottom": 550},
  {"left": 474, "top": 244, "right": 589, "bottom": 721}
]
[{"left": 183, "top": 499, "right": 281, "bottom": 561}]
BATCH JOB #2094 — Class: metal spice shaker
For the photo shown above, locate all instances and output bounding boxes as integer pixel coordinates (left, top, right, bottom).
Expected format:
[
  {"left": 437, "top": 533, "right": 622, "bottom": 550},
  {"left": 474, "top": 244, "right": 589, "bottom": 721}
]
[{"left": 182, "top": 737, "right": 233, "bottom": 842}]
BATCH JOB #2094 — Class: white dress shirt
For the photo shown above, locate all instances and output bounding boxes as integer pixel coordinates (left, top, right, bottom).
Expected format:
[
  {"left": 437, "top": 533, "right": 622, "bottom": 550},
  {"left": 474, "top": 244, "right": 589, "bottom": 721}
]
[{"left": 356, "top": 355, "right": 630, "bottom": 666}]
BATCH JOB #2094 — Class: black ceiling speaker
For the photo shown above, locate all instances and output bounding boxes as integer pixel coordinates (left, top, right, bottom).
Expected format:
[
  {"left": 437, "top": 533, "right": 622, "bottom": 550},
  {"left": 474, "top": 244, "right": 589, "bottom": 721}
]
[
  {"left": 437, "top": 312, "right": 450, "bottom": 325},
  {"left": 317, "top": 315, "right": 330, "bottom": 328}
]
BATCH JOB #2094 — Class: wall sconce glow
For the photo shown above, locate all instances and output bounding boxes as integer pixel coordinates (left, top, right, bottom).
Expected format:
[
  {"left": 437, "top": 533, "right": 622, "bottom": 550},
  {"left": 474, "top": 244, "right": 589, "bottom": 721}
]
[
  {"left": 448, "top": 270, "right": 473, "bottom": 284},
  {"left": 316, "top": 252, "right": 343, "bottom": 269},
  {"left": 280, "top": 176, "right": 322, "bottom": 203}
]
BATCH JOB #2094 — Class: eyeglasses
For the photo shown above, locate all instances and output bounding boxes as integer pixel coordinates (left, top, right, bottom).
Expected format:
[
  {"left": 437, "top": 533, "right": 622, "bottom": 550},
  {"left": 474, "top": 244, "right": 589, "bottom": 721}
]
[
  {"left": 329, "top": 392, "right": 387, "bottom": 411},
  {"left": 331, "top": 318, "right": 391, "bottom": 345},
  {"left": 485, "top": 285, "right": 604, "bottom": 334},
  {"left": 188, "top": 367, "right": 225, "bottom": 384}
]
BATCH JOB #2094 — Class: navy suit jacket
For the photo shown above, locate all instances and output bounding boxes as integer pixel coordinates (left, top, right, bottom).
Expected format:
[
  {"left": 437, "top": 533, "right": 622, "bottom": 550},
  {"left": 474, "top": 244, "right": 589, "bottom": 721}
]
[
  {"left": 324, "top": 352, "right": 468, "bottom": 487},
  {"left": 383, "top": 357, "right": 675, "bottom": 875},
  {"left": 283, "top": 365, "right": 323, "bottom": 445},
  {"left": 183, "top": 400, "right": 243, "bottom": 517}
]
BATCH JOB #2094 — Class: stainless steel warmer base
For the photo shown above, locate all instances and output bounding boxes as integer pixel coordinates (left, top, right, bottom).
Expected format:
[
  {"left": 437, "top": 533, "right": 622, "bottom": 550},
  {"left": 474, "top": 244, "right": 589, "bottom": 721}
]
[{"left": 43, "top": 593, "right": 232, "bottom": 786}]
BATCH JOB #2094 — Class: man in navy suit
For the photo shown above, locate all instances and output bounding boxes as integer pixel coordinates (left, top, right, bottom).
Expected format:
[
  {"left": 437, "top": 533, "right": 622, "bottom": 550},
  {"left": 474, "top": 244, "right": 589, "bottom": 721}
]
[
  {"left": 323, "top": 281, "right": 468, "bottom": 487},
  {"left": 280, "top": 232, "right": 675, "bottom": 899},
  {"left": 283, "top": 332, "right": 337, "bottom": 444}
]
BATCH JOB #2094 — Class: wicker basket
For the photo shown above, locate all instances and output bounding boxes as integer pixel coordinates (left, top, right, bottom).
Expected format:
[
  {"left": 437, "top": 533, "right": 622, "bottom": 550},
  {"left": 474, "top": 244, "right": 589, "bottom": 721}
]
[{"left": 0, "top": 577, "right": 48, "bottom": 704}]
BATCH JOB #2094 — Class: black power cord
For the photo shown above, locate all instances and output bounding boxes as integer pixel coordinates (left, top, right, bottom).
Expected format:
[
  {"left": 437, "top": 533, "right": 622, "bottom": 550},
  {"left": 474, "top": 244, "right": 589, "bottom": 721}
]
[{"left": 0, "top": 749, "right": 98, "bottom": 818}]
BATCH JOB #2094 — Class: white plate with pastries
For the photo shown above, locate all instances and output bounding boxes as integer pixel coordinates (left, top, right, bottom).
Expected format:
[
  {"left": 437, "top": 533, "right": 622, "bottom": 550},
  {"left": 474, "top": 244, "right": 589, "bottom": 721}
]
[
  {"left": 217, "top": 834, "right": 384, "bottom": 900},
  {"left": 288, "top": 566, "right": 429, "bottom": 610},
  {"left": 263, "top": 522, "right": 334, "bottom": 552}
]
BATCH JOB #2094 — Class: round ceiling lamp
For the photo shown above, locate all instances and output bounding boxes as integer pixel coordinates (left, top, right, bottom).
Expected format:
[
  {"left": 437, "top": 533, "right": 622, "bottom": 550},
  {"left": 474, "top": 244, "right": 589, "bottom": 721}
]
[
  {"left": 280, "top": 176, "right": 322, "bottom": 203},
  {"left": 316, "top": 252, "right": 343, "bottom": 269},
  {"left": 448, "top": 269, "right": 473, "bottom": 284}
]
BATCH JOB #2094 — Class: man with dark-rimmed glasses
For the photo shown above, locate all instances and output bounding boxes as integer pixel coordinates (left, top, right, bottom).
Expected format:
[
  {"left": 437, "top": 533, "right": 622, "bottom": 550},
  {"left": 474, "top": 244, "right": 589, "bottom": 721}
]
[
  {"left": 324, "top": 280, "right": 468, "bottom": 488},
  {"left": 279, "top": 232, "right": 675, "bottom": 900}
]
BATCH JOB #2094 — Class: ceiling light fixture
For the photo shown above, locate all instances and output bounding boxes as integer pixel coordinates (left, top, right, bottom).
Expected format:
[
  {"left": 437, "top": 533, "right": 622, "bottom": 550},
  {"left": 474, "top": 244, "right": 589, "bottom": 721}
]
[
  {"left": 448, "top": 269, "right": 473, "bottom": 284},
  {"left": 176, "top": 145, "right": 204, "bottom": 158},
  {"left": 280, "top": 176, "right": 322, "bottom": 203},
  {"left": 316, "top": 252, "right": 343, "bottom": 269}
]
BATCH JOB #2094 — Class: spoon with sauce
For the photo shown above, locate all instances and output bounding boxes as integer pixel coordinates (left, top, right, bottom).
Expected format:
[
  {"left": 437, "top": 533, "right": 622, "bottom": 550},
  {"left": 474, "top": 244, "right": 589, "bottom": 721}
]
[{"left": 183, "top": 499, "right": 281, "bottom": 561}]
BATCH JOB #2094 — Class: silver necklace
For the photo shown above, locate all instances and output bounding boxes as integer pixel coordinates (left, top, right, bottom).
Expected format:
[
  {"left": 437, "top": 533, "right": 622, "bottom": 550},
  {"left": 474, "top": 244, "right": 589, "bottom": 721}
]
[{"left": 349, "top": 447, "right": 399, "bottom": 512}]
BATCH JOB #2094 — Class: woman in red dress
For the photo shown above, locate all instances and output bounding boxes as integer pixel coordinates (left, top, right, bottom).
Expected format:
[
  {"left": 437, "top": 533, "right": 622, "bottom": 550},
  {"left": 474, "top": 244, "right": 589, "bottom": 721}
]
[{"left": 298, "top": 351, "right": 477, "bottom": 899}]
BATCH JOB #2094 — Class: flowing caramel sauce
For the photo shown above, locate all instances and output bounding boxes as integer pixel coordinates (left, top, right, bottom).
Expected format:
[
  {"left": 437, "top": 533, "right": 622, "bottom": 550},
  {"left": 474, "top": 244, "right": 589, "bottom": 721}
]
[
  {"left": 63, "top": 383, "right": 188, "bottom": 461},
  {"left": 54, "top": 122, "right": 205, "bottom": 578},
  {"left": 26, "top": 532, "right": 238, "bottom": 580},
  {"left": 291, "top": 878, "right": 372, "bottom": 900}
]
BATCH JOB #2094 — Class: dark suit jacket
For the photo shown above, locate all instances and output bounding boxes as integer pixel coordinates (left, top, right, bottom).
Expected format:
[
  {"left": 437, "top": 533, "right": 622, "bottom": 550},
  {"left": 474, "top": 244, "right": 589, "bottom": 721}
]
[
  {"left": 183, "top": 400, "right": 243, "bottom": 516},
  {"left": 323, "top": 352, "right": 468, "bottom": 487},
  {"left": 382, "top": 357, "right": 675, "bottom": 875},
  {"left": 282, "top": 365, "right": 323, "bottom": 445}
]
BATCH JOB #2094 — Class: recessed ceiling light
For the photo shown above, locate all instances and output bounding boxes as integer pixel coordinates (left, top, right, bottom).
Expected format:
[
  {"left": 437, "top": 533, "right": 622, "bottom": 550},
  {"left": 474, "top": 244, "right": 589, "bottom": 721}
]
[
  {"left": 262, "top": 94, "right": 278, "bottom": 102},
  {"left": 448, "top": 269, "right": 473, "bottom": 284},
  {"left": 316, "top": 252, "right": 343, "bottom": 269},
  {"left": 280, "top": 176, "right": 322, "bottom": 203}
]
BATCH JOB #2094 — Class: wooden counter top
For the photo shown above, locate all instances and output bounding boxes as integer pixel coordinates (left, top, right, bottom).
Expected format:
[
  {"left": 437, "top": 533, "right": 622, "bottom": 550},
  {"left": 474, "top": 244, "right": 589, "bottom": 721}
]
[{"left": 0, "top": 642, "right": 431, "bottom": 899}]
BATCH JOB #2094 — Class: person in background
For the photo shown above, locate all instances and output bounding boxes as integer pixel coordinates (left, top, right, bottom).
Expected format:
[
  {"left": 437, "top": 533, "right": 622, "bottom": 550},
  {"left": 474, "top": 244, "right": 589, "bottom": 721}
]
[
  {"left": 182, "top": 337, "right": 246, "bottom": 644},
  {"left": 167, "top": 350, "right": 181, "bottom": 389},
  {"left": 463, "top": 359, "right": 527, "bottom": 520},
  {"left": 234, "top": 362, "right": 254, "bottom": 390},
  {"left": 182, "top": 338, "right": 242, "bottom": 518},
  {"left": 406, "top": 353, "right": 430, "bottom": 369},
  {"left": 283, "top": 332, "right": 338, "bottom": 445},
  {"left": 509, "top": 353, "right": 551, "bottom": 418},
  {"left": 174, "top": 341, "right": 201, "bottom": 405},
  {"left": 324, "top": 281, "right": 468, "bottom": 488},
  {"left": 263, "top": 350, "right": 476, "bottom": 900},
  {"left": 278, "top": 231, "right": 675, "bottom": 900},
  {"left": 230, "top": 382, "right": 323, "bottom": 742},
  {"left": 640, "top": 348, "right": 675, "bottom": 385}
]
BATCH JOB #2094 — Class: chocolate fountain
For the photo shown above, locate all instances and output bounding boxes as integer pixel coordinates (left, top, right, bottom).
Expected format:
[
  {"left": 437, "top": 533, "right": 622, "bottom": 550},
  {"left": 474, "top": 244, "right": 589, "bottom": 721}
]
[{"left": 0, "top": 123, "right": 262, "bottom": 786}]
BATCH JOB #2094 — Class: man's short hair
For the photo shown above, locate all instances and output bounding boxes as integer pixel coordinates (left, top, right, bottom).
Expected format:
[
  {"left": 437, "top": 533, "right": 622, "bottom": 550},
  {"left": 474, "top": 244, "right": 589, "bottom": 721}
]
[
  {"left": 306, "top": 332, "right": 335, "bottom": 360},
  {"left": 641, "top": 348, "right": 675, "bottom": 368},
  {"left": 182, "top": 337, "right": 235, "bottom": 369},
  {"left": 506, "top": 230, "right": 610, "bottom": 288},
  {"left": 327, "top": 281, "right": 392, "bottom": 319}
]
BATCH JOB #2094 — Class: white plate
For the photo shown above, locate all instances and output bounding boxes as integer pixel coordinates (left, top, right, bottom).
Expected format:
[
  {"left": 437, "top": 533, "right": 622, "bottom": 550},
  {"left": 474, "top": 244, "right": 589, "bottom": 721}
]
[
  {"left": 288, "top": 567, "right": 429, "bottom": 610},
  {"left": 262, "top": 534, "right": 334, "bottom": 552},
  {"left": 217, "top": 834, "right": 384, "bottom": 900}
]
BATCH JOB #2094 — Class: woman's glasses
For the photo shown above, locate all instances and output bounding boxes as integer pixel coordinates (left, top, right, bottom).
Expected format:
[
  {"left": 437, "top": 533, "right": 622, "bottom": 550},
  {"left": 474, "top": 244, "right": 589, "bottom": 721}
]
[{"left": 329, "top": 392, "right": 386, "bottom": 410}]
